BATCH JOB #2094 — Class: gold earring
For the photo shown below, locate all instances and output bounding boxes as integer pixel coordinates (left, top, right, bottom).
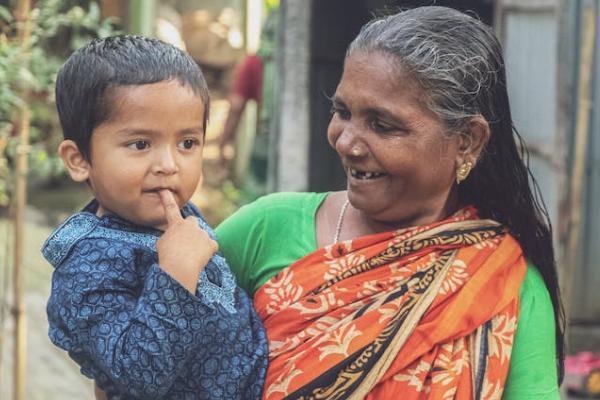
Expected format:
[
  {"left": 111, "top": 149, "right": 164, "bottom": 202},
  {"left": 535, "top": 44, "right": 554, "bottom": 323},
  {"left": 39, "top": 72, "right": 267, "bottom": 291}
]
[{"left": 456, "top": 161, "right": 472, "bottom": 184}]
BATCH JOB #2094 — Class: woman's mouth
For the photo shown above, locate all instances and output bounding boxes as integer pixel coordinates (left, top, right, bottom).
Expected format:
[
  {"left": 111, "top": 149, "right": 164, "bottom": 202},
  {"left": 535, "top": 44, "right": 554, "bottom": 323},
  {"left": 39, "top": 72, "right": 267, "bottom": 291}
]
[{"left": 348, "top": 167, "right": 386, "bottom": 180}]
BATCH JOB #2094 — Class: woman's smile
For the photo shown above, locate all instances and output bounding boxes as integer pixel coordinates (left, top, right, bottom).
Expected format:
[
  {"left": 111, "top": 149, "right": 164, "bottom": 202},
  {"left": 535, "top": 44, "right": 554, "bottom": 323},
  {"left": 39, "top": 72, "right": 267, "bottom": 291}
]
[
  {"left": 347, "top": 167, "right": 387, "bottom": 180},
  {"left": 328, "top": 51, "right": 461, "bottom": 225}
]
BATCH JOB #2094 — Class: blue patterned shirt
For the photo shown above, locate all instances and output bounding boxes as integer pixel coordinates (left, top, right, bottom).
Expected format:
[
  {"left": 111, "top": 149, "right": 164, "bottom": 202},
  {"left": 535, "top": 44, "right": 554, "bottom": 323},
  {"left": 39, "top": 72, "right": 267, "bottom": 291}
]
[{"left": 42, "top": 200, "right": 267, "bottom": 399}]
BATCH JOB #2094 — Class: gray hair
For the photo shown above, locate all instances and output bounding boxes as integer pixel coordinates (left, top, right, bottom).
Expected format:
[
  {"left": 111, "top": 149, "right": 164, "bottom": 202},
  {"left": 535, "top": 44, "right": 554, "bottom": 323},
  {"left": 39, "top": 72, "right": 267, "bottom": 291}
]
[
  {"left": 347, "top": 8, "right": 566, "bottom": 380},
  {"left": 347, "top": 6, "right": 504, "bottom": 132}
]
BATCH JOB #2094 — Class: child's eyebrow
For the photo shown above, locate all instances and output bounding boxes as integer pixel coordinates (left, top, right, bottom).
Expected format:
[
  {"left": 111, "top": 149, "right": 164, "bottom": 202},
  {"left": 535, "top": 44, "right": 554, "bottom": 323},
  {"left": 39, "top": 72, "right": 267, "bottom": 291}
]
[
  {"left": 115, "top": 127, "right": 204, "bottom": 136},
  {"left": 178, "top": 127, "right": 204, "bottom": 135},
  {"left": 116, "top": 128, "right": 157, "bottom": 137}
]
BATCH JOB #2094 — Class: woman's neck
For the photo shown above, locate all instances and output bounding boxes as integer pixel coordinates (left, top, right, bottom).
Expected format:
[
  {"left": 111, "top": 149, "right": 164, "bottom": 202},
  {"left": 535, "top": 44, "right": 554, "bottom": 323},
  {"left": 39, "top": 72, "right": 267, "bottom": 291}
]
[{"left": 340, "top": 190, "right": 461, "bottom": 239}]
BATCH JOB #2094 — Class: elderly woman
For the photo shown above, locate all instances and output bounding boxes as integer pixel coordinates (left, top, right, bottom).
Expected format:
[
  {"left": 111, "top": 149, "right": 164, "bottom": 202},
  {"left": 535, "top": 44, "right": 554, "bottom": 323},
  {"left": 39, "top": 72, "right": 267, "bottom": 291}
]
[{"left": 217, "top": 6, "right": 563, "bottom": 399}]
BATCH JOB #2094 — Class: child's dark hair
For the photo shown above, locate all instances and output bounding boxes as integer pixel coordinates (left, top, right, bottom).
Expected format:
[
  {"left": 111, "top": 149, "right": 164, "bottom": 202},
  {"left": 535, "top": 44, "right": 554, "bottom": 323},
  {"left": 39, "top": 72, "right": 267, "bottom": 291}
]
[{"left": 55, "top": 35, "right": 210, "bottom": 160}]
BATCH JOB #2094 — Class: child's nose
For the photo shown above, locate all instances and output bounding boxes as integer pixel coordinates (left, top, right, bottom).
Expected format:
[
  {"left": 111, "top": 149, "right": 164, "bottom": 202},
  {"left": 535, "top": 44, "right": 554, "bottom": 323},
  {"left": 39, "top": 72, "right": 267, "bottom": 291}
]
[{"left": 151, "top": 148, "right": 178, "bottom": 175}]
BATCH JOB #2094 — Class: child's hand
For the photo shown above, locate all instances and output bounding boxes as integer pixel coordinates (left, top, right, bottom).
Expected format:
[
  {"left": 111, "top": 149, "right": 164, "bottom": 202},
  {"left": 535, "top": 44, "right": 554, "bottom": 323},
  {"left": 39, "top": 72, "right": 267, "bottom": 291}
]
[{"left": 156, "top": 190, "right": 218, "bottom": 294}]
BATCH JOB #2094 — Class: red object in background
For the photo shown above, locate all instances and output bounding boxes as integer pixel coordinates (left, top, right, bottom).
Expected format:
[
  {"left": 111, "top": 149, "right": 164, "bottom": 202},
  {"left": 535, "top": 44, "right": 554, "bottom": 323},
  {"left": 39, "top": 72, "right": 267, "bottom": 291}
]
[
  {"left": 565, "top": 352, "right": 600, "bottom": 397},
  {"left": 231, "top": 54, "right": 263, "bottom": 103}
]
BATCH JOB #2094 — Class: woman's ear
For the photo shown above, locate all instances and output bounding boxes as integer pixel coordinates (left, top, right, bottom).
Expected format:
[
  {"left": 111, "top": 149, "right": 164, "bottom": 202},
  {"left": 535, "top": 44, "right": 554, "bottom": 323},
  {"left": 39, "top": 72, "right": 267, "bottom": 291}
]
[
  {"left": 58, "top": 140, "right": 90, "bottom": 182},
  {"left": 457, "top": 115, "right": 491, "bottom": 165}
]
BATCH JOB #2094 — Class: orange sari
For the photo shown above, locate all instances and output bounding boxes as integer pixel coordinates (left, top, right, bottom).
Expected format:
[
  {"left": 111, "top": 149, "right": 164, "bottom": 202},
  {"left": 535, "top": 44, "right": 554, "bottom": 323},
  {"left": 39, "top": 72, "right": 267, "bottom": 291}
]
[{"left": 254, "top": 208, "right": 527, "bottom": 399}]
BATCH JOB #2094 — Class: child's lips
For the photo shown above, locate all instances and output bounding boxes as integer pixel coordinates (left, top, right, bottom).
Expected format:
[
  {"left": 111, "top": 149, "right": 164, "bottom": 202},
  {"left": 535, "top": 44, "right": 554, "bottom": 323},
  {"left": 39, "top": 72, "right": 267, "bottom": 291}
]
[{"left": 143, "top": 188, "right": 177, "bottom": 198}]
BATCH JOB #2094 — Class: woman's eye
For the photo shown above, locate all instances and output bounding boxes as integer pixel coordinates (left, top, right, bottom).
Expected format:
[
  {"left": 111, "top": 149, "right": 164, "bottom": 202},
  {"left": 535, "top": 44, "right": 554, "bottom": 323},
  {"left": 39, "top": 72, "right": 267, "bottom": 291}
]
[
  {"left": 370, "top": 119, "right": 394, "bottom": 133},
  {"left": 178, "top": 138, "right": 200, "bottom": 150},
  {"left": 331, "top": 106, "right": 350, "bottom": 120},
  {"left": 127, "top": 140, "right": 150, "bottom": 150}
]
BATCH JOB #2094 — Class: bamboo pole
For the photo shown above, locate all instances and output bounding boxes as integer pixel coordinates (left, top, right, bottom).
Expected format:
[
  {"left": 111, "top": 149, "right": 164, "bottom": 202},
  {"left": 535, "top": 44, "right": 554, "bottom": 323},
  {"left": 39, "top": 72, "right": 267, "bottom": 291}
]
[
  {"left": 12, "top": 109, "right": 29, "bottom": 400},
  {"left": 0, "top": 219, "right": 12, "bottom": 400},
  {"left": 563, "top": 5, "right": 596, "bottom": 319},
  {"left": 12, "top": 0, "right": 31, "bottom": 399},
  {"left": 128, "top": 0, "right": 156, "bottom": 36}
]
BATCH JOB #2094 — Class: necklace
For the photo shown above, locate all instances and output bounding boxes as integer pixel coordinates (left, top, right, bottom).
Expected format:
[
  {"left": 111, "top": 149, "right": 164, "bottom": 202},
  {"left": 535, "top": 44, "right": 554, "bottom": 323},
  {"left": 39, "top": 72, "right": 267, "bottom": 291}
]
[{"left": 333, "top": 198, "right": 350, "bottom": 243}]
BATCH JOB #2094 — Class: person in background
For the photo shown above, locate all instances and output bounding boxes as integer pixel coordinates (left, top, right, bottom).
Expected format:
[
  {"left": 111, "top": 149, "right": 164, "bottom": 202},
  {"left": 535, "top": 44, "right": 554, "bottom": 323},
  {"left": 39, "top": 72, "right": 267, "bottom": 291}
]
[
  {"left": 217, "top": 6, "right": 564, "bottom": 399},
  {"left": 218, "top": 6, "right": 278, "bottom": 192},
  {"left": 42, "top": 35, "right": 267, "bottom": 400}
]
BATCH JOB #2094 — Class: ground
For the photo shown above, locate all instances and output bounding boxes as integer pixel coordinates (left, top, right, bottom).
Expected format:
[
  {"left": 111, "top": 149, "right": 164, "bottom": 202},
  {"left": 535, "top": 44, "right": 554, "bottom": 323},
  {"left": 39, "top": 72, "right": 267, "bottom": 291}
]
[{"left": 0, "top": 214, "right": 94, "bottom": 399}]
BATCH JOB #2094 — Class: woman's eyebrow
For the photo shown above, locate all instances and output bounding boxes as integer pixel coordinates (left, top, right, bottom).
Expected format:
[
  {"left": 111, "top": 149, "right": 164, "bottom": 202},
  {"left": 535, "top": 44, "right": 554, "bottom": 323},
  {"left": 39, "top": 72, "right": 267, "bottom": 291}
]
[
  {"left": 330, "top": 95, "right": 346, "bottom": 106},
  {"left": 365, "top": 105, "right": 407, "bottom": 122}
]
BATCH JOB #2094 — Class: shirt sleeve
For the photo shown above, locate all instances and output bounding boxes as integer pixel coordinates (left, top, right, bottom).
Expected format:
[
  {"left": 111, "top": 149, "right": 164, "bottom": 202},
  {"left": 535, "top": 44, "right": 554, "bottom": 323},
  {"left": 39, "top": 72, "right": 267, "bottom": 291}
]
[
  {"left": 216, "top": 200, "right": 265, "bottom": 295},
  {"left": 503, "top": 264, "right": 560, "bottom": 399},
  {"left": 47, "top": 238, "right": 226, "bottom": 399},
  {"left": 216, "top": 192, "right": 329, "bottom": 296}
]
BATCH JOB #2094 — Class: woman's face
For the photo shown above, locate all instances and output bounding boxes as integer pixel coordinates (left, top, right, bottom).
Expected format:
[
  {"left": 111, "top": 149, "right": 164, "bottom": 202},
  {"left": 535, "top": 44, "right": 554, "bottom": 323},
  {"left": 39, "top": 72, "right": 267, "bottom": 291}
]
[{"left": 328, "top": 50, "right": 464, "bottom": 227}]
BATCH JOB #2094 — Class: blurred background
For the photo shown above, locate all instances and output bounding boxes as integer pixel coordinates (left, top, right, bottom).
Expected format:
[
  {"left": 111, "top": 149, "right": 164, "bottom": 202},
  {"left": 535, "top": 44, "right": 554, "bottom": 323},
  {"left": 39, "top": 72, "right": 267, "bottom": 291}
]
[{"left": 0, "top": 0, "right": 599, "bottom": 398}]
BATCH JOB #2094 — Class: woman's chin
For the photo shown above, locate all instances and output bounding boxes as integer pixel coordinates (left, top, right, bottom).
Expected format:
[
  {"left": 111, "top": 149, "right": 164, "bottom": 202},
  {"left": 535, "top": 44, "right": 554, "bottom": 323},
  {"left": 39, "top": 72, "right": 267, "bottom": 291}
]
[
  {"left": 347, "top": 190, "right": 385, "bottom": 218},
  {"left": 347, "top": 191, "right": 422, "bottom": 229}
]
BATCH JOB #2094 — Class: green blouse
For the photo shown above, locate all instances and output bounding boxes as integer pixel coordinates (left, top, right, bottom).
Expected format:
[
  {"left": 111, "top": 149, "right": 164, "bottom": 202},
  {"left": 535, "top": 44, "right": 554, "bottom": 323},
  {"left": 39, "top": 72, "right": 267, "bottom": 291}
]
[{"left": 216, "top": 192, "right": 560, "bottom": 399}]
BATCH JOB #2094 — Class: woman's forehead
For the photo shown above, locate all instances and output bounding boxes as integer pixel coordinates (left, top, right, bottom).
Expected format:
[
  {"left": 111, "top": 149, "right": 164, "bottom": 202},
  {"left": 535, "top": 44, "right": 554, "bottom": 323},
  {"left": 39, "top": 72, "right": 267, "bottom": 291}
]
[
  {"left": 336, "top": 51, "right": 431, "bottom": 116},
  {"left": 341, "top": 51, "right": 422, "bottom": 93}
]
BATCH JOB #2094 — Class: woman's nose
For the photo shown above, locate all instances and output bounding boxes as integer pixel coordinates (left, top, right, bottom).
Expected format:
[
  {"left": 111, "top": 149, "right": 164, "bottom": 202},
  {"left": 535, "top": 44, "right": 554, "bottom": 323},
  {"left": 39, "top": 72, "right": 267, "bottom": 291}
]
[
  {"left": 151, "top": 147, "right": 178, "bottom": 175},
  {"left": 334, "top": 125, "right": 366, "bottom": 158}
]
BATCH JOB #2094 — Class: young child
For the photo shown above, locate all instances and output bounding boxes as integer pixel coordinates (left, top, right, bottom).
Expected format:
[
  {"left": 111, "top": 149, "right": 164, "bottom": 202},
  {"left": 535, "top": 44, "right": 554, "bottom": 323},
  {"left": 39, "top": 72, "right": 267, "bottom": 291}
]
[{"left": 42, "top": 35, "right": 267, "bottom": 399}]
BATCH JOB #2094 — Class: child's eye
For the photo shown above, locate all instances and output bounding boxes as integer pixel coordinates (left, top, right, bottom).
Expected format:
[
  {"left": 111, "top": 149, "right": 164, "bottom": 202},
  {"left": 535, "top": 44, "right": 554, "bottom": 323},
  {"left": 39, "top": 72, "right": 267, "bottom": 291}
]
[
  {"left": 178, "top": 138, "right": 200, "bottom": 150},
  {"left": 127, "top": 140, "right": 150, "bottom": 150}
]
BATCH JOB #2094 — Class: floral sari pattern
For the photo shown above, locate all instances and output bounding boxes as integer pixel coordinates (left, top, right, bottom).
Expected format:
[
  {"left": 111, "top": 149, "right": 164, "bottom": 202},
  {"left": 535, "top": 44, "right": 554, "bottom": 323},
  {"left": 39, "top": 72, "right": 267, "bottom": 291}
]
[{"left": 254, "top": 208, "right": 527, "bottom": 399}]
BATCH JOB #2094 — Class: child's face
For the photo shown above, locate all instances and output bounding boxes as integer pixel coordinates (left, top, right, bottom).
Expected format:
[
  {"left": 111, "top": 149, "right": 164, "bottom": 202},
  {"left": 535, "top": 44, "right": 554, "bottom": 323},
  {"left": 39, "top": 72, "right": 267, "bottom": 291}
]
[{"left": 85, "top": 80, "right": 205, "bottom": 230}]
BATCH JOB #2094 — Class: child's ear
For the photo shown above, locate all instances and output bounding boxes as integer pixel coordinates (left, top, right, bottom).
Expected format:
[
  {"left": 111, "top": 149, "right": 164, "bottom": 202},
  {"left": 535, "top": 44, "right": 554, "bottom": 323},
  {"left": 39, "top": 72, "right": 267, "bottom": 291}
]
[{"left": 58, "top": 140, "right": 90, "bottom": 182}]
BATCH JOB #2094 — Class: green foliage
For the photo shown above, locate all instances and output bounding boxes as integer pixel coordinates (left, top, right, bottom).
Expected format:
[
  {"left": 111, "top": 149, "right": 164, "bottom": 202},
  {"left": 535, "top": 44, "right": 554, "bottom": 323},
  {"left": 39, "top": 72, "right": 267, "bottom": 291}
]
[{"left": 0, "top": 0, "right": 119, "bottom": 206}]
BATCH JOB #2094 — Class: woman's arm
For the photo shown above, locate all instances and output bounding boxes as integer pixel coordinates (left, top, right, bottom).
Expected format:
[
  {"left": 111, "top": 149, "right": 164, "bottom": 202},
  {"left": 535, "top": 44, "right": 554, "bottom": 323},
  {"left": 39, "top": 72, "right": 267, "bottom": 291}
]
[{"left": 503, "top": 265, "right": 560, "bottom": 399}]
